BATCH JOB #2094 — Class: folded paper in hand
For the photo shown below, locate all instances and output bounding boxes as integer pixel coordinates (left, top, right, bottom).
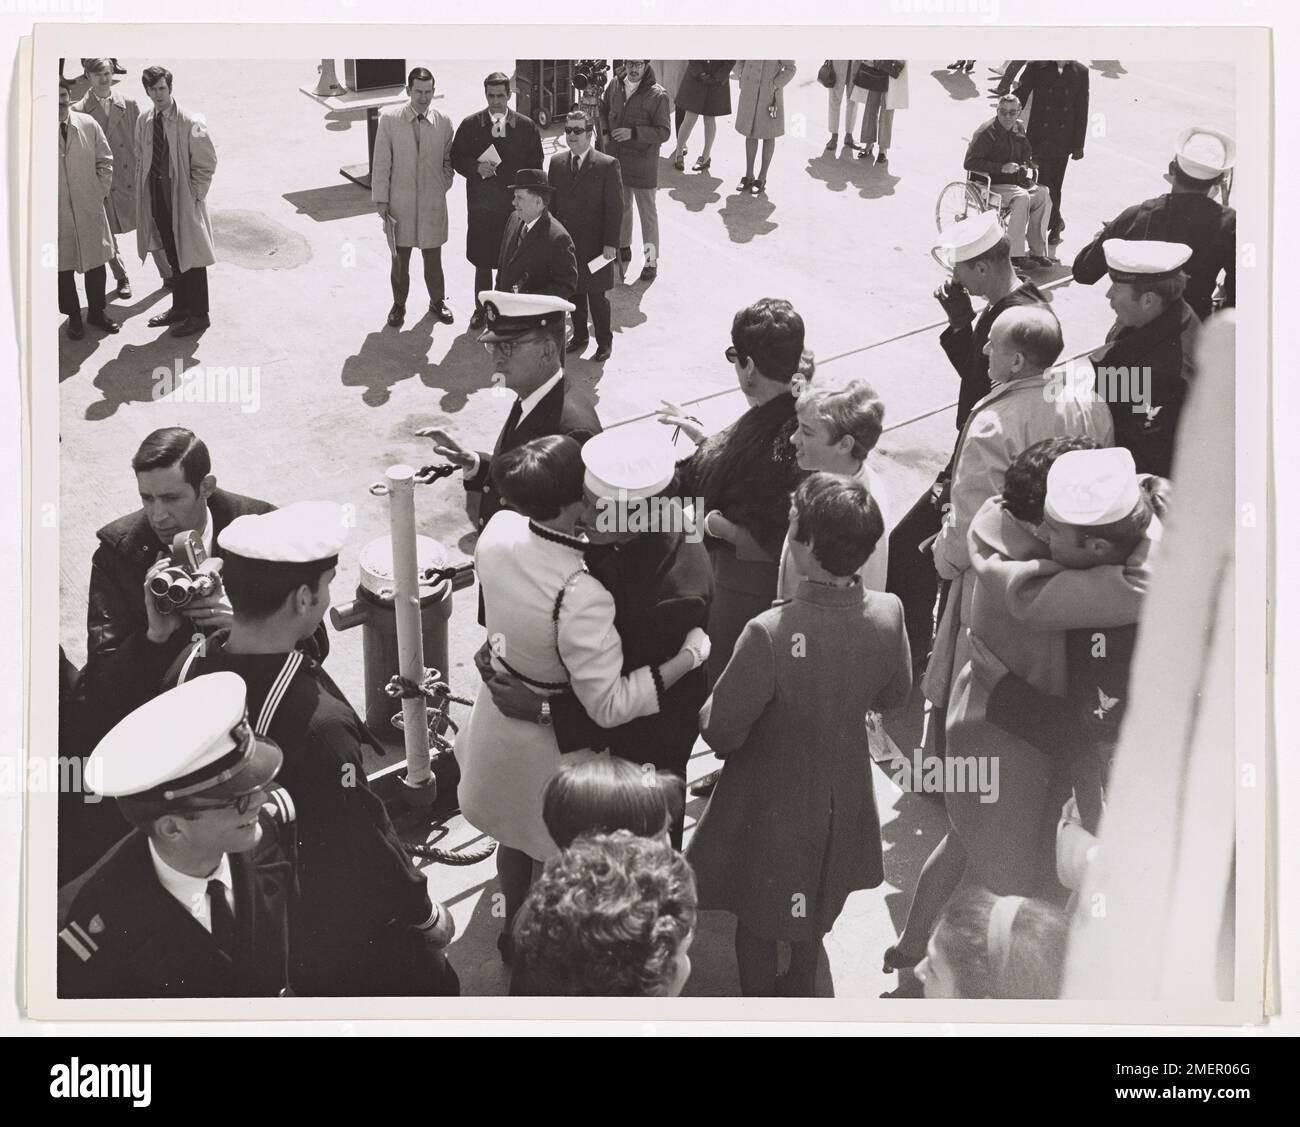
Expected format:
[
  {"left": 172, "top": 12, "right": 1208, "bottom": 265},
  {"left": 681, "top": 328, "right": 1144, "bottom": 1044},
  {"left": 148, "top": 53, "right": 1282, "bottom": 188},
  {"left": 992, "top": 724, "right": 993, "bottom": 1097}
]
[
  {"left": 384, "top": 214, "right": 398, "bottom": 258},
  {"left": 477, "top": 144, "right": 502, "bottom": 165},
  {"left": 587, "top": 252, "right": 610, "bottom": 274}
]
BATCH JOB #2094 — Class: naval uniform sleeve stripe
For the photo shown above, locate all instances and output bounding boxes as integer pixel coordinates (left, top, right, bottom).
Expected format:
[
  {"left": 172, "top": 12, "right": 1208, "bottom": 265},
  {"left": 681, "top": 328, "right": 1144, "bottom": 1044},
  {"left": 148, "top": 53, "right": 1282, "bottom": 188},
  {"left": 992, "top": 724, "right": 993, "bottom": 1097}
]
[
  {"left": 256, "top": 651, "right": 303, "bottom": 736},
  {"left": 176, "top": 640, "right": 203, "bottom": 685},
  {"left": 59, "top": 928, "right": 93, "bottom": 963},
  {"left": 67, "top": 919, "right": 99, "bottom": 952},
  {"left": 278, "top": 788, "right": 295, "bottom": 823}
]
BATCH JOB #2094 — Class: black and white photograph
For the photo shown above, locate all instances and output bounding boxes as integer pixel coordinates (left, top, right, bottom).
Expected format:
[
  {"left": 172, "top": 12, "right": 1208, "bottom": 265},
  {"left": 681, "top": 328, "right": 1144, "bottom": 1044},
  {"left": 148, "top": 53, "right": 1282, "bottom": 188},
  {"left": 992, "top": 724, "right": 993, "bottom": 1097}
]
[{"left": 4, "top": 7, "right": 1285, "bottom": 1038}]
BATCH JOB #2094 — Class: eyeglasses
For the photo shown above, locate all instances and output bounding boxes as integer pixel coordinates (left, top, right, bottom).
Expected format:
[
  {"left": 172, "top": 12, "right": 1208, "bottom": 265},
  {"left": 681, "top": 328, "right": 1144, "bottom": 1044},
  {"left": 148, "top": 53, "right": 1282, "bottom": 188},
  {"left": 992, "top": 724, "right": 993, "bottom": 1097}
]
[
  {"left": 179, "top": 789, "right": 262, "bottom": 817},
  {"left": 725, "top": 345, "right": 748, "bottom": 366},
  {"left": 484, "top": 339, "right": 518, "bottom": 358},
  {"left": 564, "top": 126, "right": 589, "bottom": 136}
]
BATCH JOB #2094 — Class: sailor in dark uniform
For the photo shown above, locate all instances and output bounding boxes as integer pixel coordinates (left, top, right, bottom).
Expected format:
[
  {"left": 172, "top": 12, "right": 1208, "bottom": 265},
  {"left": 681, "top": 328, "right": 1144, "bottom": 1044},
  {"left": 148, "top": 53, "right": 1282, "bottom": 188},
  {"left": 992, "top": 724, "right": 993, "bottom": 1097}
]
[
  {"left": 58, "top": 672, "right": 297, "bottom": 999},
  {"left": 1091, "top": 239, "right": 1200, "bottom": 479},
  {"left": 477, "top": 429, "right": 714, "bottom": 849},
  {"left": 163, "top": 502, "right": 459, "bottom": 997},
  {"left": 1072, "top": 126, "right": 1236, "bottom": 321},
  {"left": 418, "top": 291, "right": 602, "bottom": 533}
]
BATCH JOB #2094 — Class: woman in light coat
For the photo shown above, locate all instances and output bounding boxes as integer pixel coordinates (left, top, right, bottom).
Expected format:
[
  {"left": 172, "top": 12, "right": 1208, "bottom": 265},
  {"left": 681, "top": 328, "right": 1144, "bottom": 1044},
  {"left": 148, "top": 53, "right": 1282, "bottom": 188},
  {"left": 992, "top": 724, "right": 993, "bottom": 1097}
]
[
  {"left": 824, "top": 61, "right": 862, "bottom": 152},
  {"left": 456, "top": 436, "right": 708, "bottom": 961},
  {"left": 852, "top": 60, "right": 909, "bottom": 164},
  {"left": 732, "top": 60, "right": 796, "bottom": 195}
]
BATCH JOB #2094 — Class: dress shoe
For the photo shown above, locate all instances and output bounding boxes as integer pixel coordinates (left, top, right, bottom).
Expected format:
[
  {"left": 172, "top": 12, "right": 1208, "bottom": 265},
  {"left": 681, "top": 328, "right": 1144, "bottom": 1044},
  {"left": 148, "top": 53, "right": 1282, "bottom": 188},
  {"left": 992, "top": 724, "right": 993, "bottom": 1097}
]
[
  {"left": 116, "top": 279, "right": 132, "bottom": 299},
  {"left": 591, "top": 344, "right": 612, "bottom": 362},
  {"left": 87, "top": 312, "right": 120, "bottom": 334},
  {"left": 855, "top": 146, "right": 874, "bottom": 161},
  {"left": 638, "top": 263, "right": 658, "bottom": 282},
  {"left": 565, "top": 336, "right": 590, "bottom": 355},
  {"left": 876, "top": 151, "right": 889, "bottom": 164},
  {"left": 1011, "top": 256, "right": 1041, "bottom": 271},
  {"left": 148, "top": 307, "right": 183, "bottom": 327},
  {"left": 387, "top": 303, "right": 405, "bottom": 328},
  {"left": 171, "top": 315, "right": 210, "bottom": 337},
  {"left": 431, "top": 299, "right": 454, "bottom": 325},
  {"left": 469, "top": 307, "right": 486, "bottom": 330},
  {"left": 1030, "top": 254, "right": 1055, "bottom": 268},
  {"left": 66, "top": 316, "right": 85, "bottom": 340}
]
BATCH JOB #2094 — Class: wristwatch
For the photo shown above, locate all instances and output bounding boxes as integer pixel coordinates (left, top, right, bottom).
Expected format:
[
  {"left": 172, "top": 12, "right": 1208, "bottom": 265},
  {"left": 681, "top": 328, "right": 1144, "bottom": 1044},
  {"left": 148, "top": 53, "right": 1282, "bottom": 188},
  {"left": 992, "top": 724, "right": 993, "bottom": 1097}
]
[{"left": 537, "top": 700, "right": 552, "bottom": 727}]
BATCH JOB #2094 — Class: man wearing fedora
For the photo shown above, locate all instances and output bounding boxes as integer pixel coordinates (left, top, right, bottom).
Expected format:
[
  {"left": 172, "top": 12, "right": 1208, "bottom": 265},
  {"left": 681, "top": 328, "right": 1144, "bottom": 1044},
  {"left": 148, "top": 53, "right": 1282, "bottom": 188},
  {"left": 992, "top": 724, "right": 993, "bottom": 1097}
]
[
  {"left": 57, "top": 673, "right": 298, "bottom": 998},
  {"left": 1071, "top": 126, "right": 1235, "bottom": 322},
  {"left": 418, "top": 291, "right": 601, "bottom": 533},
  {"left": 495, "top": 168, "right": 579, "bottom": 303}
]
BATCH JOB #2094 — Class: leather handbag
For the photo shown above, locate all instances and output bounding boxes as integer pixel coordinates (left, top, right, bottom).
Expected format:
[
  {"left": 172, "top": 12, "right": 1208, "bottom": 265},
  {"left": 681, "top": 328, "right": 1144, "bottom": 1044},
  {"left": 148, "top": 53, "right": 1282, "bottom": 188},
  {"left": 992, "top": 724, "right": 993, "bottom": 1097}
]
[
  {"left": 853, "top": 62, "right": 890, "bottom": 93},
  {"left": 878, "top": 60, "right": 904, "bottom": 79},
  {"left": 817, "top": 60, "right": 837, "bottom": 88}
]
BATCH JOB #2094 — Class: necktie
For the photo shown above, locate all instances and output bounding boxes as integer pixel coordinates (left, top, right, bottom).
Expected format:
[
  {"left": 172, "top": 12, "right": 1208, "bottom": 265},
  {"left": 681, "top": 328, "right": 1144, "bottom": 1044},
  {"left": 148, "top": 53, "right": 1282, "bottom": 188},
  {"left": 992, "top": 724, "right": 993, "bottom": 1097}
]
[
  {"left": 511, "top": 221, "right": 526, "bottom": 259},
  {"left": 152, "top": 112, "right": 168, "bottom": 178},
  {"left": 60, "top": 121, "right": 68, "bottom": 144},
  {"left": 501, "top": 397, "right": 524, "bottom": 449},
  {"left": 207, "top": 879, "right": 236, "bottom": 957},
  {"left": 414, "top": 113, "right": 426, "bottom": 152}
]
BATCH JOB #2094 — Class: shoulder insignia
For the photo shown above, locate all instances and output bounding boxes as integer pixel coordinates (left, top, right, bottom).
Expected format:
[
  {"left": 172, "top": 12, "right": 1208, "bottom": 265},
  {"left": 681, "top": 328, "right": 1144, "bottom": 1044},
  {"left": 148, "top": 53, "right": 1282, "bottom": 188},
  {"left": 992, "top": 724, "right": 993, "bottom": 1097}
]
[
  {"left": 88, "top": 915, "right": 105, "bottom": 935},
  {"left": 262, "top": 785, "right": 297, "bottom": 826},
  {"left": 59, "top": 920, "right": 101, "bottom": 963}
]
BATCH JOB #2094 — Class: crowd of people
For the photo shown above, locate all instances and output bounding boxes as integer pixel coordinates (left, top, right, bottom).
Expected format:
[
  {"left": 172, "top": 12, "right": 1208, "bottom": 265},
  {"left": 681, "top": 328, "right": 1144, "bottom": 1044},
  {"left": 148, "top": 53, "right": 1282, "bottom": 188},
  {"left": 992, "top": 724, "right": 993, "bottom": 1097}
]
[{"left": 55, "top": 57, "right": 1238, "bottom": 1001}]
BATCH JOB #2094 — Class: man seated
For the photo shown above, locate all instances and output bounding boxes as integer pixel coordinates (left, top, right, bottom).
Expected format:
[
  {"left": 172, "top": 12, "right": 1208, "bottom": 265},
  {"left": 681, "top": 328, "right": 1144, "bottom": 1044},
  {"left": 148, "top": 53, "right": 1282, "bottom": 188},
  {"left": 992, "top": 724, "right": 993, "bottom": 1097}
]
[
  {"left": 511, "top": 830, "right": 697, "bottom": 997},
  {"left": 964, "top": 95, "right": 1053, "bottom": 270}
]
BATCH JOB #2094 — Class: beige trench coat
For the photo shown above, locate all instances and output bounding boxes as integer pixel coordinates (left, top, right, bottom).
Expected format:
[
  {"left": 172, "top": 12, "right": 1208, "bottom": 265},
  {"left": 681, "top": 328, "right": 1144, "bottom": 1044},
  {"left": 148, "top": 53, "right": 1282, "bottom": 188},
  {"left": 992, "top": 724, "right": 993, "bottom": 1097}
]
[
  {"left": 73, "top": 89, "right": 141, "bottom": 233},
  {"left": 371, "top": 104, "right": 455, "bottom": 249},
  {"left": 58, "top": 112, "right": 114, "bottom": 273},
  {"left": 732, "top": 60, "right": 797, "bottom": 139},
  {"left": 134, "top": 100, "right": 217, "bottom": 273}
]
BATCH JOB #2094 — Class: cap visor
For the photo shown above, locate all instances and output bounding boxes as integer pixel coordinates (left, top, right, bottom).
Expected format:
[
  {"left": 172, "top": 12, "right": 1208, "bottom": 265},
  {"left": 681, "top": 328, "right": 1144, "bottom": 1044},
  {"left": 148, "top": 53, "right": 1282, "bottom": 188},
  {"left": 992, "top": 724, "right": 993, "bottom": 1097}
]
[{"left": 203, "top": 735, "right": 283, "bottom": 800}]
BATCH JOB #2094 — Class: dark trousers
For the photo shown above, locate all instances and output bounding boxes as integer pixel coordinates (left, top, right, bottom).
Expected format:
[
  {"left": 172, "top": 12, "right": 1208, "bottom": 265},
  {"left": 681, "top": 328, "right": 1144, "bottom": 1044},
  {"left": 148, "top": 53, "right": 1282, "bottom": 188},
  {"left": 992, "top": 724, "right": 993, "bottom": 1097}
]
[
  {"left": 1035, "top": 150, "right": 1071, "bottom": 236},
  {"left": 58, "top": 266, "right": 106, "bottom": 317},
  {"left": 473, "top": 265, "right": 495, "bottom": 309},
  {"left": 674, "top": 104, "right": 686, "bottom": 133},
  {"left": 886, "top": 483, "right": 944, "bottom": 670},
  {"left": 151, "top": 177, "right": 209, "bottom": 316},
  {"left": 570, "top": 288, "right": 612, "bottom": 346},
  {"left": 391, "top": 245, "right": 445, "bottom": 308}
]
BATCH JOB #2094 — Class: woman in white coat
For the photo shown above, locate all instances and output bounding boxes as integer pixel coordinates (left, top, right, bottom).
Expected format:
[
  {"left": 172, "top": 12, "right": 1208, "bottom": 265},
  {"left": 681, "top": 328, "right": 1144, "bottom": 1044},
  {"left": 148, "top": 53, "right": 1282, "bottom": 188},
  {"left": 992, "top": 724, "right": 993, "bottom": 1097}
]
[
  {"left": 732, "top": 60, "right": 797, "bottom": 195},
  {"left": 456, "top": 435, "right": 709, "bottom": 961},
  {"left": 853, "top": 60, "right": 909, "bottom": 164}
]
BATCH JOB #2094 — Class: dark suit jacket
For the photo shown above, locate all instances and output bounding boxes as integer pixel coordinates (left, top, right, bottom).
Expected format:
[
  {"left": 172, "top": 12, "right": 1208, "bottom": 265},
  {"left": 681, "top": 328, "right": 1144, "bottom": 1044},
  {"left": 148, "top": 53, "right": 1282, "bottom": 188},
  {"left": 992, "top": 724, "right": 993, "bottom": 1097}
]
[
  {"left": 1013, "top": 61, "right": 1089, "bottom": 157},
  {"left": 550, "top": 530, "right": 713, "bottom": 775},
  {"left": 464, "top": 375, "right": 603, "bottom": 530},
  {"left": 57, "top": 805, "right": 296, "bottom": 998},
  {"left": 547, "top": 148, "right": 623, "bottom": 293},
  {"left": 450, "top": 108, "right": 544, "bottom": 266},
  {"left": 496, "top": 209, "right": 578, "bottom": 299}
]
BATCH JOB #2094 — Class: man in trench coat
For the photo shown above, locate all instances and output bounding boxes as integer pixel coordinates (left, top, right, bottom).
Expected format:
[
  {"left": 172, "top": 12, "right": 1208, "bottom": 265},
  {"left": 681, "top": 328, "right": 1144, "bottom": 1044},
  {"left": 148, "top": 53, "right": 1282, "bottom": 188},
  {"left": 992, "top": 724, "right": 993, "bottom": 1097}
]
[
  {"left": 450, "top": 71, "right": 544, "bottom": 329},
  {"left": 372, "top": 66, "right": 457, "bottom": 329},
  {"left": 58, "top": 81, "right": 117, "bottom": 340},
  {"left": 135, "top": 65, "right": 217, "bottom": 337},
  {"left": 74, "top": 57, "right": 171, "bottom": 298}
]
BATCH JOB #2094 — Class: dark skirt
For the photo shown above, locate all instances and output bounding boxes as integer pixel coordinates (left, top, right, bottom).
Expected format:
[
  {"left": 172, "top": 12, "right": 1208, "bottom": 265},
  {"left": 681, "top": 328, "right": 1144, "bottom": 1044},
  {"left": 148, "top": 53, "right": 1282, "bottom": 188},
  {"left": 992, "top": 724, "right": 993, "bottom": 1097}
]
[{"left": 676, "top": 66, "right": 732, "bottom": 117}]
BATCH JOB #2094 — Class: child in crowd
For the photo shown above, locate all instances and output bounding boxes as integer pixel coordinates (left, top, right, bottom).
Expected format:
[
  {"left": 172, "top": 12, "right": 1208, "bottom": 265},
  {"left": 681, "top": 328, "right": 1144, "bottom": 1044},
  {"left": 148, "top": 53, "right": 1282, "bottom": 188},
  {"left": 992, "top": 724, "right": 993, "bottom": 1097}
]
[
  {"left": 687, "top": 472, "right": 912, "bottom": 997},
  {"left": 779, "top": 376, "right": 891, "bottom": 596},
  {"left": 542, "top": 756, "right": 685, "bottom": 851},
  {"left": 915, "top": 888, "right": 1069, "bottom": 999},
  {"left": 512, "top": 831, "right": 697, "bottom": 997}
]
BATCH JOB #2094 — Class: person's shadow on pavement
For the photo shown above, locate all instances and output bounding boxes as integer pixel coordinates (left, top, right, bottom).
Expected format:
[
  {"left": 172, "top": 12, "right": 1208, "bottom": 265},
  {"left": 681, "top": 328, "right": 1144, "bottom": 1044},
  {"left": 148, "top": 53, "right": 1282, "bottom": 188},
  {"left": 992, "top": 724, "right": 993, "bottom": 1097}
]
[{"left": 931, "top": 68, "right": 979, "bottom": 100}]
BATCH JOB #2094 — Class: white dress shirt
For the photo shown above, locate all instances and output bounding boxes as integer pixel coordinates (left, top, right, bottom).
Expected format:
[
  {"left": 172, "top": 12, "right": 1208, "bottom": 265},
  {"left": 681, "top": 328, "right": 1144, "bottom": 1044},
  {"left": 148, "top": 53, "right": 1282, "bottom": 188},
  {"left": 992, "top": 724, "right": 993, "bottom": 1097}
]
[
  {"left": 462, "top": 370, "right": 565, "bottom": 479},
  {"left": 148, "top": 839, "right": 234, "bottom": 934}
]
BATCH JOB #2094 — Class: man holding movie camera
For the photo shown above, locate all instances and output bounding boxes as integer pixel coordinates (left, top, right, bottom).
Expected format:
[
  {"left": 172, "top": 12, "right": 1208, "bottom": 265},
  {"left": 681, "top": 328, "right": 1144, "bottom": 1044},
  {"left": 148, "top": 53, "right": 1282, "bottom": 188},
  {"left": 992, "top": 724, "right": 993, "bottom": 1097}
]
[{"left": 76, "top": 427, "right": 326, "bottom": 749}]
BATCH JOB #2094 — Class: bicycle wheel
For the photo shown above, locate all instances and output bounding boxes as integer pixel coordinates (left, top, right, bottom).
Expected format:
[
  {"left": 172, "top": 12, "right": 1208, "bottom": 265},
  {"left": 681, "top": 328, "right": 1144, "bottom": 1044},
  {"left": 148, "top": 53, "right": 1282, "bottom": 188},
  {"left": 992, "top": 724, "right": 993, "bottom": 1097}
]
[{"left": 936, "top": 181, "right": 986, "bottom": 232}]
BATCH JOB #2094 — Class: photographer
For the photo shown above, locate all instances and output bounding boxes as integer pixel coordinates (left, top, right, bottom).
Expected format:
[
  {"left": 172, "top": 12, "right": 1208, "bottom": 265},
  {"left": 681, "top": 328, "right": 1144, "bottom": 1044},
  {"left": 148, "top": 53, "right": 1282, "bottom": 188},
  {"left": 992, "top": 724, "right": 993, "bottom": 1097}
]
[{"left": 77, "top": 428, "right": 325, "bottom": 746}]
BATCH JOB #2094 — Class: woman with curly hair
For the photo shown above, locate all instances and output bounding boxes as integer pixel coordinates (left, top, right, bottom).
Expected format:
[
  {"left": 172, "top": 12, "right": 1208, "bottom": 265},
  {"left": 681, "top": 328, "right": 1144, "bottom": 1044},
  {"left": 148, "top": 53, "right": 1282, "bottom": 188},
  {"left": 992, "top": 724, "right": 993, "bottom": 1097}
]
[{"left": 512, "top": 830, "right": 697, "bottom": 996}]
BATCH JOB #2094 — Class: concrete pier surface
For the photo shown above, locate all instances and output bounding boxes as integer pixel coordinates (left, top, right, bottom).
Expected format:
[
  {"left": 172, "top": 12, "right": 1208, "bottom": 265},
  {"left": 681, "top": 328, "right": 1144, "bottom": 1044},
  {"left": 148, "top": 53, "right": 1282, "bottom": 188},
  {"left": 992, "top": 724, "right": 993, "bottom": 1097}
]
[{"left": 57, "top": 58, "right": 1233, "bottom": 998}]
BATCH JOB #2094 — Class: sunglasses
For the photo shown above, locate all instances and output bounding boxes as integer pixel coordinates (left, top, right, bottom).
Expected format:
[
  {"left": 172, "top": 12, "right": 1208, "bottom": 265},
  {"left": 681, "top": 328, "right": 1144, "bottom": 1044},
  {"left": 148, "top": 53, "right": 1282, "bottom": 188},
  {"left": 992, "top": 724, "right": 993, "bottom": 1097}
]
[
  {"left": 564, "top": 126, "right": 589, "bottom": 136},
  {"left": 725, "top": 345, "right": 748, "bottom": 366}
]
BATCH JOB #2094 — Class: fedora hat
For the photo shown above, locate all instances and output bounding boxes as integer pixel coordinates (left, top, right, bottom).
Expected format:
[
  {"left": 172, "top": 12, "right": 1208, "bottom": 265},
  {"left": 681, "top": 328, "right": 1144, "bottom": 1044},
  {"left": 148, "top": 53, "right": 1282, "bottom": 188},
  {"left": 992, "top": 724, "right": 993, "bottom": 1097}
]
[{"left": 508, "top": 168, "right": 552, "bottom": 193}]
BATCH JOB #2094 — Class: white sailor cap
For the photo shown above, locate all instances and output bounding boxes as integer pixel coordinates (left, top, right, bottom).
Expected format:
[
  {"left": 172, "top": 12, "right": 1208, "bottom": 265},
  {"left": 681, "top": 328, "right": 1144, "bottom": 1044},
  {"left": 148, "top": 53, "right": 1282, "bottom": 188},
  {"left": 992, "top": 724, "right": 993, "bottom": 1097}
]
[
  {"left": 218, "top": 501, "right": 347, "bottom": 569},
  {"left": 931, "top": 209, "right": 1004, "bottom": 270},
  {"left": 1174, "top": 126, "right": 1235, "bottom": 180},
  {"left": 477, "top": 290, "right": 576, "bottom": 342},
  {"left": 1044, "top": 447, "right": 1141, "bottom": 527},
  {"left": 582, "top": 428, "right": 677, "bottom": 501},
  {"left": 87, "top": 672, "right": 283, "bottom": 803},
  {"left": 1102, "top": 239, "right": 1193, "bottom": 283}
]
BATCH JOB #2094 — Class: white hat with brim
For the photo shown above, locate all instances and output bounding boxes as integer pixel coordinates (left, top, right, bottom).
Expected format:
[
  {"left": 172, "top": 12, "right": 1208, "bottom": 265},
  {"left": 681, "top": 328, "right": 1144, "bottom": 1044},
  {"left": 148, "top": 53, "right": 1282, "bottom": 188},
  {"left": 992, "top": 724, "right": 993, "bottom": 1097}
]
[
  {"left": 931, "top": 209, "right": 1004, "bottom": 270},
  {"left": 582, "top": 428, "right": 677, "bottom": 502},
  {"left": 1174, "top": 126, "right": 1235, "bottom": 180},
  {"left": 1044, "top": 447, "right": 1141, "bottom": 527},
  {"left": 218, "top": 501, "right": 346, "bottom": 569},
  {"left": 477, "top": 290, "right": 575, "bottom": 342},
  {"left": 88, "top": 672, "right": 283, "bottom": 803},
  {"left": 1102, "top": 239, "right": 1193, "bottom": 283}
]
